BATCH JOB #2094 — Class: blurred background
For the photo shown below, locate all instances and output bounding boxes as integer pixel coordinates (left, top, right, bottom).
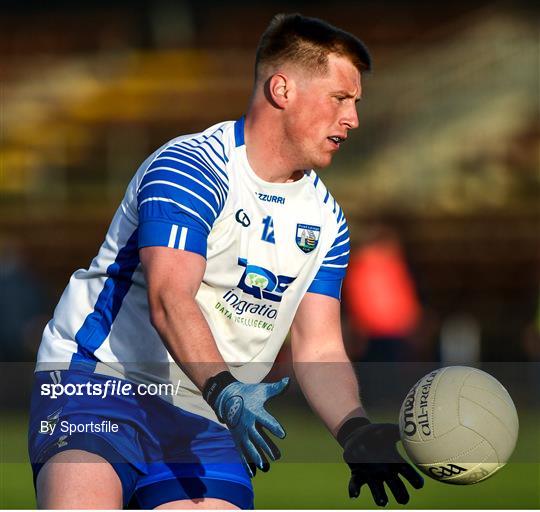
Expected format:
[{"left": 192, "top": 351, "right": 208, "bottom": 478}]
[{"left": 0, "top": 0, "right": 539, "bottom": 508}]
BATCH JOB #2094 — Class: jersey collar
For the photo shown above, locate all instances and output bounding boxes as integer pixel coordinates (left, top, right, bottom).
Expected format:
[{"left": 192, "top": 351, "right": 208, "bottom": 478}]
[{"left": 234, "top": 116, "right": 245, "bottom": 147}]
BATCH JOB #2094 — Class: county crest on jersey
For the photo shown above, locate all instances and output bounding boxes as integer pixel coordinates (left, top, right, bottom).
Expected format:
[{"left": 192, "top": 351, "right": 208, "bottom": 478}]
[{"left": 295, "top": 224, "right": 321, "bottom": 253}]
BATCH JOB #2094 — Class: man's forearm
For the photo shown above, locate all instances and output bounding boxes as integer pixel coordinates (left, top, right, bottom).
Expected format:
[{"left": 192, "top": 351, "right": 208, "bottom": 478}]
[
  {"left": 293, "top": 350, "right": 368, "bottom": 436},
  {"left": 150, "top": 291, "right": 228, "bottom": 391}
]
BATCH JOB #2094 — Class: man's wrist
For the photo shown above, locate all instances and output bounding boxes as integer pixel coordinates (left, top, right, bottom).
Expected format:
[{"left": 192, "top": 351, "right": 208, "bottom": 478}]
[
  {"left": 202, "top": 370, "right": 237, "bottom": 409},
  {"left": 336, "top": 416, "right": 371, "bottom": 448}
]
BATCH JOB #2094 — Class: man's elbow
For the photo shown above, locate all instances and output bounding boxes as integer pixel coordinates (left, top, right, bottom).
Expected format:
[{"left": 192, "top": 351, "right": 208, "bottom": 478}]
[
  {"left": 147, "top": 293, "right": 167, "bottom": 333},
  {"left": 146, "top": 288, "right": 192, "bottom": 333}
]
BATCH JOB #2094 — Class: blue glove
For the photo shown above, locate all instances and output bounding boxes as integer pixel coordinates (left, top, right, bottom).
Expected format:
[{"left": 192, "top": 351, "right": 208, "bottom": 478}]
[{"left": 203, "top": 371, "right": 289, "bottom": 476}]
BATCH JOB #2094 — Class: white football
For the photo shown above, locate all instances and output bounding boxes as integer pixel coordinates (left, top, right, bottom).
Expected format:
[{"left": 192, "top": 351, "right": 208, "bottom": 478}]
[{"left": 398, "top": 366, "right": 519, "bottom": 484}]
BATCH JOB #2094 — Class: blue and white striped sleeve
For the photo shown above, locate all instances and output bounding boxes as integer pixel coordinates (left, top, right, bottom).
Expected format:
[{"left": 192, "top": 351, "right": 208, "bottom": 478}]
[
  {"left": 137, "top": 138, "right": 228, "bottom": 258},
  {"left": 307, "top": 214, "right": 350, "bottom": 300}
]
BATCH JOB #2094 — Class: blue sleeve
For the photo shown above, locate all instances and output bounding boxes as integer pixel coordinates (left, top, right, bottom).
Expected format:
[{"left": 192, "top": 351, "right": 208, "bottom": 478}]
[
  {"left": 137, "top": 137, "right": 229, "bottom": 258},
  {"left": 307, "top": 215, "right": 350, "bottom": 300}
]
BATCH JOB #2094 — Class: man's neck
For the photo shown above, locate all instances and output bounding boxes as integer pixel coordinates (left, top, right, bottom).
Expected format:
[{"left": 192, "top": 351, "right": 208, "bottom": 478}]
[{"left": 243, "top": 112, "right": 305, "bottom": 184}]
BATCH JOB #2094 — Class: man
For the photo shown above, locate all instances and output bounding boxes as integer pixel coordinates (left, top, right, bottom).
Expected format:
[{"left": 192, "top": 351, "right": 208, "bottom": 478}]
[{"left": 29, "top": 13, "right": 423, "bottom": 509}]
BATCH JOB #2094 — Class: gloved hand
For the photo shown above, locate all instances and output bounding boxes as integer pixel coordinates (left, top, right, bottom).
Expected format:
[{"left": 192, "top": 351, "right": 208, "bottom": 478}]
[
  {"left": 337, "top": 417, "right": 424, "bottom": 506},
  {"left": 203, "top": 371, "right": 289, "bottom": 477}
]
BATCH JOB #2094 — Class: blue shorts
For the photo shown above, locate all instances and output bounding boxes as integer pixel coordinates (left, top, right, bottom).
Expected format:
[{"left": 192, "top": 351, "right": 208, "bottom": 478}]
[{"left": 28, "top": 369, "right": 254, "bottom": 509}]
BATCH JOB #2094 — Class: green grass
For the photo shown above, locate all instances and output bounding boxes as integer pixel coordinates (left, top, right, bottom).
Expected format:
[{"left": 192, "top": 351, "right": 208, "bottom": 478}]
[
  {"left": 254, "top": 462, "right": 540, "bottom": 509},
  {"left": 1, "top": 415, "right": 35, "bottom": 509},
  {"left": 0, "top": 464, "right": 34, "bottom": 509},
  {"left": 251, "top": 405, "right": 540, "bottom": 509},
  {"left": 2, "top": 409, "right": 539, "bottom": 509}
]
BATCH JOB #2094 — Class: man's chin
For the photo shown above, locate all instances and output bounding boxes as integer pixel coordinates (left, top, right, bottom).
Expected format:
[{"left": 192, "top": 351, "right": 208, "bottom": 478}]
[{"left": 313, "top": 155, "right": 334, "bottom": 170}]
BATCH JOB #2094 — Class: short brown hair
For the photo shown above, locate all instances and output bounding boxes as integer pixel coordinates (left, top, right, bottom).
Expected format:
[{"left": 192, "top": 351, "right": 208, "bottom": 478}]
[{"left": 255, "top": 13, "right": 371, "bottom": 81}]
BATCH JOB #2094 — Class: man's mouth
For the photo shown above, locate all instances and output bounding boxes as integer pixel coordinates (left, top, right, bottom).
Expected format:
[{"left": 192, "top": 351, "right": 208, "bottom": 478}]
[{"left": 328, "top": 136, "right": 346, "bottom": 148}]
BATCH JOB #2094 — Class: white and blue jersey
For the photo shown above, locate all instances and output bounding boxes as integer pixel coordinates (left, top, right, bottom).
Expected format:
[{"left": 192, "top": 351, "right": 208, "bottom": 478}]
[{"left": 36, "top": 117, "right": 350, "bottom": 422}]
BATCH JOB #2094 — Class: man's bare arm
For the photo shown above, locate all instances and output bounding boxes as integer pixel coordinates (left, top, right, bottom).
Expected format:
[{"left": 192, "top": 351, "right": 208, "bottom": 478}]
[
  {"left": 139, "top": 246, "right": 228, "bottom": 391},
  {"left": 290, "top": 292, "right": 367, "bottom": 436},
  {"left": 291, "top": 292, "right": 424, "bottom": 505}
]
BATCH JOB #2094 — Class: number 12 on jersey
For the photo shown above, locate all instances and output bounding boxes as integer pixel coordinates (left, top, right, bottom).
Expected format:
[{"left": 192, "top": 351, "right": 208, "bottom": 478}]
[{"left": 261, "top": 216, "right": 275, "bottom": 244}]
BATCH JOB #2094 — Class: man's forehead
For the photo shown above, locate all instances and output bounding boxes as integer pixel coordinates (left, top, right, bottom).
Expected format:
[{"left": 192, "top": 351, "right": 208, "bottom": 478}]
[
  {"left": 322, "top": 54, "right": 362, "bottom": 93},
  {"left": 327, "top": 54, "right": 361, "bottom": 79}
]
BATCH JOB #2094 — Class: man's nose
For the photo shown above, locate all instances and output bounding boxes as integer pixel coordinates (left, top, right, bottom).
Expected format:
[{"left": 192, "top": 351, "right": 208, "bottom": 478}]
[{"left": 342, "top": 105, "right": 359, "bottom": 130}]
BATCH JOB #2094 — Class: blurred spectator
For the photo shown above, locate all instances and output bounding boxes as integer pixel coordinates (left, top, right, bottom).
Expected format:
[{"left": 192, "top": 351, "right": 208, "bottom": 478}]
[
  {"left": 343, "top": 225, "right": 422, "bottom": 363},
  {"left": 0, "top": 239, "right": 47, "bottom": 361},
  {"left": 439, "top": 312, "right": 481, "bottom": 365}
]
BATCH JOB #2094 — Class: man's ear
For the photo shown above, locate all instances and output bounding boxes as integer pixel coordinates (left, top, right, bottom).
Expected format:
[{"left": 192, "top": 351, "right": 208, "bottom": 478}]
[{"left": 266, "top": 73, "right": 291, "bottom": 109}]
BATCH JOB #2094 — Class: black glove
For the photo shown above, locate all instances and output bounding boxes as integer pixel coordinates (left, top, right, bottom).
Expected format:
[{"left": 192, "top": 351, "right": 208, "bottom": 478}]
[{"left": 337, "top": 417, "right": 424, "bottom": 507}]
